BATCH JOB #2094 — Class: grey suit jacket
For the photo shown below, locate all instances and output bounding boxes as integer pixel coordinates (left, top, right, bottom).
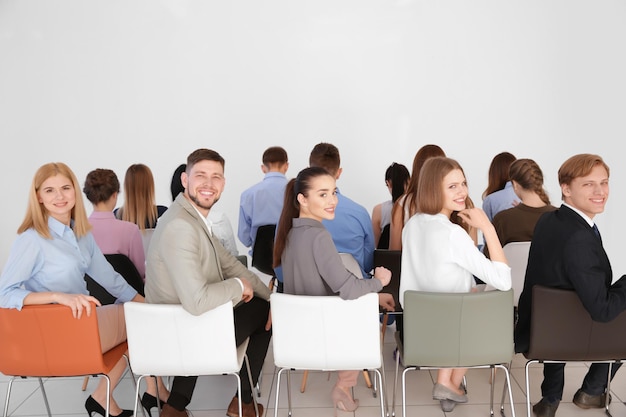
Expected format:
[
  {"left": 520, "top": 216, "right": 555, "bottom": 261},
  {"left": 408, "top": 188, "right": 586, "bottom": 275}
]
[{"left": 145, "top": 194, "right": 271, "bottom": 315}]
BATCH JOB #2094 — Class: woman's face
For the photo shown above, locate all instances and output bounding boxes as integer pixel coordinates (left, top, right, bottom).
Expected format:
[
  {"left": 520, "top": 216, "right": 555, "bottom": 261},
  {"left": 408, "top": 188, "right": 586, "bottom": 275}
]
[
  {"left": 38, "top": 174, "right": 76, "bottom": 225},
  {"left": 440, "top": 168, "right": 468, "bottom": 217},
  {"left": 298, "top": 174, "right": 338, "bottom": 222}
]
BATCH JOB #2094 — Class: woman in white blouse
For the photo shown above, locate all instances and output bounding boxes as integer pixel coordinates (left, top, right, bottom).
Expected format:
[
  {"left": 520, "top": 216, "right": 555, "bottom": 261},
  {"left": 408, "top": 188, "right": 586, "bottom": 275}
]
[{"left": 399, "top": 156, "right": 511, "bottom": 411}]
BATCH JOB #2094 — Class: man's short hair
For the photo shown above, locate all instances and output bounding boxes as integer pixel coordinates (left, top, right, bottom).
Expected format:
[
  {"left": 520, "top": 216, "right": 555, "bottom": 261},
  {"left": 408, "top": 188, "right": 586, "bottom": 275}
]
[
  {"left": 309, "top": 142, "right": 340, "bottom": 176},
  {"left": 186, "top": 148, "right": 225, "bottom": 171},
  {"left": 262, "top": 146, "right": 288, "bottom": 166},
  {"left": 558, "top": 154, "right": 609, "bottom": 186}
]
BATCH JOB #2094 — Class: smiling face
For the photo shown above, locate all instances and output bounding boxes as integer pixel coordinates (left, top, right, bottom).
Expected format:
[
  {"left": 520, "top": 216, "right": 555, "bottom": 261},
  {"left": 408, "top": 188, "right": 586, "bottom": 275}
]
[
  {"left": 38, "top": 174, "right": 76, "bottom": 225},
  {"left": 440, "top": 168, "right": 468, "bottom": 217},
  {"left": 297, "top": 174, "right": 338, "bottom": 222},
  {"left": 182, "top": 159, "right": 225, "bottom": 217},
  {"left": 562, "top": 164, "right": 609, "bottom": 219}
]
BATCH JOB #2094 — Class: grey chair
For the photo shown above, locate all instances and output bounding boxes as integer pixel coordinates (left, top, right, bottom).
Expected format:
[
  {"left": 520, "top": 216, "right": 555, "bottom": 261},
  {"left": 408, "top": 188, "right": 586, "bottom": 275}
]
[
  {"left": 521, "top": 285, "right": 626, "bottom": 417},
  {"left": 394, "top": 289, "right": 516, "bottom": 417}
]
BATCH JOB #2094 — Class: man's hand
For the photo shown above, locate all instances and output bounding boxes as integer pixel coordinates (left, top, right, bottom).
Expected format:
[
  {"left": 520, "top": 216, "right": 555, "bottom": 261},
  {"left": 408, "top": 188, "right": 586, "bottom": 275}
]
[
  {"left": 240, "top": 277, "right": 254, "bottom": 303},
  {"left": 265, "top": 308, "right": 272, "bottom": 331},
  {"left": 378, "top": 293, "right": 395, "bottom": 312}
]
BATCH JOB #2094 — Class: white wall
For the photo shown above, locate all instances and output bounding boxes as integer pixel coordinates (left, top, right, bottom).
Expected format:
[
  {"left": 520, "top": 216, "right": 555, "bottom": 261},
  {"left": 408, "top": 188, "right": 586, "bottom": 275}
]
[{"left": 1, "top": 1, "right": 625, "bottom": 275}]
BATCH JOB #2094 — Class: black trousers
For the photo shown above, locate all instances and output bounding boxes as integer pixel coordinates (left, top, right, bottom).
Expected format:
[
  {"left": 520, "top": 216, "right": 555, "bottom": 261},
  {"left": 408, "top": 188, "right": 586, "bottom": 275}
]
[
  {"left": 167, "top": 297, "right": 272, "bottom": 410},
  {"left": 541, "top": 361, "right": 622, "bottom": 402}
]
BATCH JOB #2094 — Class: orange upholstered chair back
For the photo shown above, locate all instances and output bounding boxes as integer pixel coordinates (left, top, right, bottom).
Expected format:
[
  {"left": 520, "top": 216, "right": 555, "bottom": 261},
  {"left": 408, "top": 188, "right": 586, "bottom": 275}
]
[{"left": 0, "top": 303, "right": 124, "bottom": 377}]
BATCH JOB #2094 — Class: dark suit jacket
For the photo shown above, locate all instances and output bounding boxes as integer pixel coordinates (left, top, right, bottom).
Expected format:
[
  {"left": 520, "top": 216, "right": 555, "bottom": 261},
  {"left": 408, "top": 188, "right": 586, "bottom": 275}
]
[{"left": 514, "top": 204, "right": 626, "bottom": 353}]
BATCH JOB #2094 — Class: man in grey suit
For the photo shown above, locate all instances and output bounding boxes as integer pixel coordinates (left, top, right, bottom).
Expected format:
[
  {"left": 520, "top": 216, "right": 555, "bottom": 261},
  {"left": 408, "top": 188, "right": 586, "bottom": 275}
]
[{"left": 146, "top": 148, "right": 272, "bottom": 417}]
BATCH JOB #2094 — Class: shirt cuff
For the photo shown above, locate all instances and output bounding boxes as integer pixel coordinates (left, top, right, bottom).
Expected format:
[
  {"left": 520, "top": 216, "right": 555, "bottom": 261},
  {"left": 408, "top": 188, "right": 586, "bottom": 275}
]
[{"left": 233, "top": 277, "right": 245, "bottom": 293}]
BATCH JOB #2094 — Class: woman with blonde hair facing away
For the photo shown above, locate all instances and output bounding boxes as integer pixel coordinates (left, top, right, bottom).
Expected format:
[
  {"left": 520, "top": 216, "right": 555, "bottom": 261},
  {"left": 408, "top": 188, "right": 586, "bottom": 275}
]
[
  {"left": 273, "top": 166, "right": 395, "bottom": 414},
  {"left": 116, "top": 163, "right": 167, "bottom": 230},
  {"left": 0, "top": 163, "right": 144, "bottom": 417},
  {"left": 399, "top": 156, "right": 511, "bottom": 412},
  {"left": 484, "top": 158, "right": 556, "bottom": 258},
  {"left": 389, "top": 144, "right": 445, "bottom": 250}
]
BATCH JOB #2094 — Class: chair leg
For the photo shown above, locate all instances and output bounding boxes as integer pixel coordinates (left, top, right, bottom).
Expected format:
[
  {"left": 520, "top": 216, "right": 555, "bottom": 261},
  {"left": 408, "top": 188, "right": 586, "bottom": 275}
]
[
  {"left": 38, "top": 378, "right": 52, "bottom": 417},
  {"left": 82, "top": 376, "right": 90, "bottom": 391},
  {"left": 362, "top": 370, "right": 373, "bottom": 389},
  {"left": 300, "top": 370, "right": 308, "bottom": 393},
  {"left": 243, "top": 354, "right": 259, "bottom": 417}
]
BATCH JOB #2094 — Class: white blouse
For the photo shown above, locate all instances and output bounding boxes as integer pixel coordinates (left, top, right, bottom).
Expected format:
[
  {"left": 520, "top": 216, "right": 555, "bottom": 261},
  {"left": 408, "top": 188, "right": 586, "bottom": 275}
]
[{"left": 399, "top": 213, "right": 511, "bottom": 308}]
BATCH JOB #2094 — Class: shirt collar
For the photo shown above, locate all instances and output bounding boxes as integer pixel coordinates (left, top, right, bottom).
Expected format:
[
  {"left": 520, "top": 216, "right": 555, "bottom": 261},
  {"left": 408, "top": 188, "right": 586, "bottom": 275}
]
[
  {"left": 47, "top": 216, "right": 73, "bottom": 237},
  {"left": 563, "top": 202, "right": 595, "bottom": 227}
]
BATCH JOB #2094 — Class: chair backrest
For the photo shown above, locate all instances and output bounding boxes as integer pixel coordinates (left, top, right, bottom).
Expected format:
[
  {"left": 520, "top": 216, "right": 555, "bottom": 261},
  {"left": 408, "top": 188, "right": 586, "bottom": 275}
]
[
  {"left": 141, "top": 228, "right": 155, "bottom": 258},
  {"left": 527, "top": 285, "right": 626, "bottom": 361},
  {"left": 0, "top": 303, "right": 111, "bottom": 377},
  {"left": 86, "top": 254, "right": 145, "bottom": 305},
  {"left": 503, "top": 241, "right": 531, "bottom": 307},
  {"left": 373, "top": 249, "right": 402, "bottom": 312},
  {"left": 402, "top": 289, "right": 514, "bottom": 367},
  {"left": 236, "top": 254, "right": 249, "bottom": 268},
  {"left": 124, "top": 301, "right": 241, "bottom": 376},
  {"left": 339, "top": 252, "right": 363, "bottom": 279},
  {"left": 377, "top": 224, "right": 391, "bottom": 249},
  {"left": 251, "top": 224, "right": 276, "bottom": 276},
  {"left": 270, "top": 292, "right": 381, "bottom": 371}
]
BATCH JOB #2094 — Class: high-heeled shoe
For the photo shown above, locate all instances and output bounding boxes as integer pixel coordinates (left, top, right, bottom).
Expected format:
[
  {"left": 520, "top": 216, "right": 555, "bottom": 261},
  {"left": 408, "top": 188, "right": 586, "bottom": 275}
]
[
  {"left": 141, "top": 392, "right": 165, "bottom": 417},
  {"left": 331, "top": 385, "right": 359, "bottom": 416},
  {"left": 85, "top": 395, "right": 133, "bottom": 417}
]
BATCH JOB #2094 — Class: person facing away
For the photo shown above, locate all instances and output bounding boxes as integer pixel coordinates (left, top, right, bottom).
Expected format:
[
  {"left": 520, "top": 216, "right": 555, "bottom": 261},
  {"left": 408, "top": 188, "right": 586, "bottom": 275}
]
[
  {"left": 171, "top": 163, "right": 239, "bottom": 256},
  {"left": 0, "top": 162, "right": 144, "bottom": 417},
  {"left": 237, "top": 146, "right": 289, "bottom": 256},
  {"left": 399, "top": 156, "right": 511, "bottom": 412},
  {"left": 482, "top": 151, "right": 519, "bottom": 221},
  {"left": 483, "top": 158, "right": 557, "bottom": 258},
  {"left": 514, "top": 154, "right": 626, "bottom": 417},
  {"left": 83, "top": 168, "right": 146, "bottom": 280},
  {"left": 272, "top": 166, "right": 395, "bottom": 414},
  {"left": 389, "top": 144, "right": 446, "bottom": 250},
  {"left": 115, "top": 163, "right": 167, "bottom": 230},
  {"left": 309, "top": 142, "right": 374, "bottom": 278},
  {"left": 145, "top": 148, "right": 272, "bottom": 417},
  {"left": 371, "top": 162, "right": 410, "bottom": 249}
]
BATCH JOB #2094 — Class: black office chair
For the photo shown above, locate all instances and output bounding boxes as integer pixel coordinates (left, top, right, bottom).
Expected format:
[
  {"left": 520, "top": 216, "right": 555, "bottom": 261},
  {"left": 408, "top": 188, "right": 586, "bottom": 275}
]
[
  {"left": 373, "top": 249, "right": 403, "bottom": 341},
  {"left": 251, "top": 224, "right": 278, "bottom": 291},
  {"left": 85, "top": 253, "right": 145, "bottom": 305},
  {"left": 377, "top": 223, "right": 391, "bottom": 249}
]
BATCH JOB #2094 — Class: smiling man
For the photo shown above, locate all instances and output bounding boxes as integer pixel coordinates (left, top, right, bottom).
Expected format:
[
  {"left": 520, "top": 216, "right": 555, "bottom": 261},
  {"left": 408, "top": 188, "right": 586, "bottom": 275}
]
[
  {"left": 515, "top": 154, "right": 626, "bottom": 417},
  {"left": 145, "top": 148, "right": 271, "bottom": 417}
]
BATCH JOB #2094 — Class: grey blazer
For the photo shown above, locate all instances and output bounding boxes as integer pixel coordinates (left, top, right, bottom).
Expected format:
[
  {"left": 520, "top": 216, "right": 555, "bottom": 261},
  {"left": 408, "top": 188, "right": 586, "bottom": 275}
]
[{"left": 145, "top": 194, "right": 271, "bottom": 315}]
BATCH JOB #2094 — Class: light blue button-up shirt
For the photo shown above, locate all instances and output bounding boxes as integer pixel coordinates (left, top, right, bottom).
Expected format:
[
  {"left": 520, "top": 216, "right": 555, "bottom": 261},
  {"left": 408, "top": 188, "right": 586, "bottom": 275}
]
[{"left": 0, "top": 217, "right": 138, "bottom": 309}]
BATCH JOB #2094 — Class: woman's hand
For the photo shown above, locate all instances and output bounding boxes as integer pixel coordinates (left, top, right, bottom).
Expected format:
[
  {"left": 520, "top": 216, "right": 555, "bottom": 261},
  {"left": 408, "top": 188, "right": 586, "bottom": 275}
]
[
  {"left": 456, "top": 207, "right": 492, "bottom": 232},
  {"left": 373, "top": 266, "right": 392, "bottom": 287},
  {"left": 55, "top": 293, "right": 101, "bottom": 319}
]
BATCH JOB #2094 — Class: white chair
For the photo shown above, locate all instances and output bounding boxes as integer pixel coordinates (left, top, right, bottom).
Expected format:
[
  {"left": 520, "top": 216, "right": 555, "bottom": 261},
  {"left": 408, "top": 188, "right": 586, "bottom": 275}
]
[
  {"left": 123, "top": 301, "right": 258, "bottom": 417},
  {"left": 503, "top": 241, "right": 531, "bottom": 308},
  {"left": 270, "top": 292, "right": 386, "bottom": 417}
]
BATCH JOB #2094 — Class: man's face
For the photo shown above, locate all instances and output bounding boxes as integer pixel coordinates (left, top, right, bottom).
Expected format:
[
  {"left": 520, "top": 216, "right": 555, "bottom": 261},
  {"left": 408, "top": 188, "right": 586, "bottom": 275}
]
[
  {"left": 561, "top": 164, "right": 609, "bottom": 219},
  {"left": 182, "top": 160, "right": 225, "bottom": 216}
]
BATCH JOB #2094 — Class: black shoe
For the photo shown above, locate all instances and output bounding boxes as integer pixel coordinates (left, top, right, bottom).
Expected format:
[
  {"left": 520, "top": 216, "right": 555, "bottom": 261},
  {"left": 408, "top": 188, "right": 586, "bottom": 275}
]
[
  {"left": 532, "top": 399, "right": 558, "bottom": 417},
  {"left": 85, "top": 395, "right": 133, "bottom": 417},
  {"left": 572, "top": 388, "right": 611, "bottom": 409},
  {"left": 141, "top": 393, "right": 165, "bottom": 417}
]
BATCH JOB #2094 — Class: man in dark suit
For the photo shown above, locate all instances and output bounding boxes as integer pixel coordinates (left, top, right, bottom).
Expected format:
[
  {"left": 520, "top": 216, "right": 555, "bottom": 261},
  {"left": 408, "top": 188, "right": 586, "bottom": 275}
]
[{"left": 515, "top": 154, "right": 626, "bottom": 417}]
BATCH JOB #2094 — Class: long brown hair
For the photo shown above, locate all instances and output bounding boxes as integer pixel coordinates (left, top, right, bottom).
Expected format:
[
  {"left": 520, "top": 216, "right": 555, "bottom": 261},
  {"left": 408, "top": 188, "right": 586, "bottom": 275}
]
[
  {"left": 509, "top": 158, "right": 551, "bottom": 205},
  {"left": 482, "top": 152, "right": 516, "bottom": 199},
  {"left": 119, "top": 163, "right": 158, "bottom": 231},
  {"left": 18, "top": 162, "right": 91, "bottom": 238},
  {"left": 273, "top": 167, "right": 332, "bottom": 268}
]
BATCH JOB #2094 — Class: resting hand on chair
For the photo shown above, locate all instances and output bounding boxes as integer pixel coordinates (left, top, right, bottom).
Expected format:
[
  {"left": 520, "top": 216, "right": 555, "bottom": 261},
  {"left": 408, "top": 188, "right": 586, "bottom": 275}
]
[{"left": 378, "top": 293, "right": 395, "bottom": 312}]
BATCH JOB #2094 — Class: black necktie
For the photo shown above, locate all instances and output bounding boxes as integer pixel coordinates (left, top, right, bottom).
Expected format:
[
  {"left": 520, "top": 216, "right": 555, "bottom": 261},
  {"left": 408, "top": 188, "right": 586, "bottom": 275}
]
[{"left": 592, "top": 224, "right": 602, "bottom": 241}]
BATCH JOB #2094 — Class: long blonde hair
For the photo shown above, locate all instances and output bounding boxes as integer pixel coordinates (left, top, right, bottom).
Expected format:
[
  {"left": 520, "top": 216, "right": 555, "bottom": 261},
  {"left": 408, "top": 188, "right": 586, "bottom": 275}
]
[{"left": 18, "top": 162, "right": 91, "bottom": 238}]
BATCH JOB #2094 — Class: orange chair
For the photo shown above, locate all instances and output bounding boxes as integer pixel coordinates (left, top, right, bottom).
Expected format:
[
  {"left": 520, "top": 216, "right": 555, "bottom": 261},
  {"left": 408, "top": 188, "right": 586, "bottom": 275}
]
[{"left": 0, "top": 303, "right": 129, "bottom": 417}]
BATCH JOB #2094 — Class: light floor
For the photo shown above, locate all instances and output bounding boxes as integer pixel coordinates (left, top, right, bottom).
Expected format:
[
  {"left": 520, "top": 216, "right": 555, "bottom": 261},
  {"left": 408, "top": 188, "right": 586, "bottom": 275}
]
[{"left": 2, "top": 320, "right": 626, "bottom": 417}]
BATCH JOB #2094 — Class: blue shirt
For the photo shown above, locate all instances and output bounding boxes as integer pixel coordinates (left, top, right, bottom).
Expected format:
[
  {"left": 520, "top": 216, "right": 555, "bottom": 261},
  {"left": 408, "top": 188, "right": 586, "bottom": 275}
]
[
  {"left": 482, "top": 181, "right": 520, "bottom": 221},
  {"left": 237, "top": 172, "right": 287, "bottom": 255},
  {"left": 0, "top": 217, "right": 138, "bottom": 309},
  {"left": 322, "top": 189, "right": 375, "bottom": 278}
]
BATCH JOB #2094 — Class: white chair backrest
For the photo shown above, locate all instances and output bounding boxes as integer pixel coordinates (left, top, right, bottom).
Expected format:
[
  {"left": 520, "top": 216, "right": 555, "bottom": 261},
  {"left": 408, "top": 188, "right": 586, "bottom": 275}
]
[
  {"left": 141, "top": 228, "right": 155, "bottom": 258},
  {"left": 124, "top": 301, "right": 240, "bottom": 376},
  {"left": 339, "top": 252, "right": 363, "bottom": 278},
  {"left": 503, "top": 241, "right": 531, "bottom": 307},
  {"left": 270, "top": 292, "right": 380, "bottom": 371}
]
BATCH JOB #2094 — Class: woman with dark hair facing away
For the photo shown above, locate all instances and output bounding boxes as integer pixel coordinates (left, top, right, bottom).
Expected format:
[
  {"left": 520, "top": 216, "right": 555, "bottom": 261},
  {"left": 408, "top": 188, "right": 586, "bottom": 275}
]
[
  {"left": 389, "top": 144, "right": 446, "bottom": 250},
  {"left": 484, "top": 158, "right": 557, "bottom": 258},
  {"left": 482, "top": 151, "right": 519, "bottom": 221},
  {"left": 399, "top": 157, "right": 511, "bottom": 412},
  {"left": 371, "top": 162, "right": 410, "bottom": 249},
  {"left": 273, "top": 166, "right": 395, "bottom": 414},
  {"left": 115, "top": 163, "right": 167, "bottom": 230},
  {"left": 0, "top": 162, "right": 144, "bottom": 417}
]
